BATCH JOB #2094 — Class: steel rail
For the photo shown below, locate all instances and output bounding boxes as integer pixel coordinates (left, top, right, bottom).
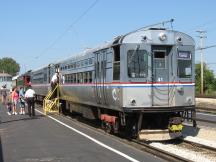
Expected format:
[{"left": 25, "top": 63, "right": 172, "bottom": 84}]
[
  {"left": 131, "top": 139, "right": 192, "bottom": 162},
  {"left": 182, "top": 138, "right": 216, "bottom": 152}
]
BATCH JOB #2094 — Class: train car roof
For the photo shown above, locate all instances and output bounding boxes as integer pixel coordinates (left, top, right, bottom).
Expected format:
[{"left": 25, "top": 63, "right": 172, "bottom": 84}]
[
  {"left": 34, "top": 26, "right": 195, "bottom": 68},
  {"left": 118, "top": 28, "right": 195, "bottom": 45},
  {"left": 56, "top": 28, "right": 194, "bottom": 64},
  {"left": 54, "top": 41, "right": 112, "bottom": 65},
  {"left": 31, "top": 64, "right": 50, "bottom": 73}
]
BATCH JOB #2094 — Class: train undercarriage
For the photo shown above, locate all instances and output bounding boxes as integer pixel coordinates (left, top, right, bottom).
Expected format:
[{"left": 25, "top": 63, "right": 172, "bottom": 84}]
[
  {"left": 100, "top": 109, "right": 196, "bottom": 141},
  {"left": 62, "top": 100, "right": 196, "bottom": 141}
]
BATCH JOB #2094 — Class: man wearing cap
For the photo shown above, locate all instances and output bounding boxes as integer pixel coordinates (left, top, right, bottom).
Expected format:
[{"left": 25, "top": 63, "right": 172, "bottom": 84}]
[{"left": 25, "top": 84, "right": 36, "bottom": 117}]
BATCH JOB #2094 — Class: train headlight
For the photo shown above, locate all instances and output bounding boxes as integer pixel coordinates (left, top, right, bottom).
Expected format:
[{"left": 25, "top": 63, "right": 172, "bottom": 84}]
[
  {"left": 186, "top": 97, "right": 192, "bottom": 105},
  {"left": 176, "top": 37, "right": 182, "bottom": 43},
  {"left": 159, "top": 33, "right": 167, "bottom": 41},
  {"left": 130, "top": 99, "right": 136, "bottom": 106}
]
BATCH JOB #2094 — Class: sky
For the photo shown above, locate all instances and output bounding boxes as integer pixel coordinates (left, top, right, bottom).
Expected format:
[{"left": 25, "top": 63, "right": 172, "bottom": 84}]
[{"left": 0, "top": 0, "right": 216, "bottom": 74}]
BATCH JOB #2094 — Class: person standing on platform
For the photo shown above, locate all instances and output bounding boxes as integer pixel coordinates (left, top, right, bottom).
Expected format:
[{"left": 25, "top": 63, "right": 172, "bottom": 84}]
[
  {"left": 6, "top": 91, "right": 12, "bottom": 115},
  {"left": 1, "top": 84, "right": 7, "bottom": 105},
  {"left": 25, "top": 84, "right": 36, "bottom": 117},
  {"left": 19, "top": 86, "right": 26, "bottom": 115},
  {"left": 11, "top": 87, "right": 19, "bottom": 115}
]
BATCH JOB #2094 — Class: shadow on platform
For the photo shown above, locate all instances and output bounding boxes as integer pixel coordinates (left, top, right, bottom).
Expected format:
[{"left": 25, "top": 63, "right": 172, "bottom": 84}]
[{"left": 0, "top": 114, "right": 45, "bottom": 125}]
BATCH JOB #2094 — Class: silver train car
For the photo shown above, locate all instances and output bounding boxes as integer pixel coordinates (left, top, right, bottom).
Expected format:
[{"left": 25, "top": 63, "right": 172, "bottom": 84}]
[
  {"left": 31, "top": 27, "right": 196, "bottom": 140},
  {"left": 31, "top": 65, "right": 55, "bottom": 101}
]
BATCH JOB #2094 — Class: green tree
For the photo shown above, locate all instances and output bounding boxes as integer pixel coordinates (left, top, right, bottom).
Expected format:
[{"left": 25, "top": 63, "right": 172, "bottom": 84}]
[
  {"left": 195, "top": 63, "right": 216, "bottom": 95},
  {"left": 0, "top": 57, "right": 20, "bottom": 76}
]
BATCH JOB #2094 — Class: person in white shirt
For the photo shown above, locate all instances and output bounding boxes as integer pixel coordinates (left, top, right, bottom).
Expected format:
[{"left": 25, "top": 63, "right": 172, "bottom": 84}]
[
  {"left": 51, "top": 73, "right": 58, "bottom": 90},
  {"left": 25, "top": 84, "right": 36, "bottom": 117}
]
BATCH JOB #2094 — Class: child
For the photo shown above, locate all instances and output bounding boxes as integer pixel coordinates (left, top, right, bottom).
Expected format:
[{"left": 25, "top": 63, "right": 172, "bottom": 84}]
[
  {"left": 19, "top": 87, "right": 26, "bottom": 115},
  {"left": 11, "top": 87, "right": 19, "bottom": 115}
]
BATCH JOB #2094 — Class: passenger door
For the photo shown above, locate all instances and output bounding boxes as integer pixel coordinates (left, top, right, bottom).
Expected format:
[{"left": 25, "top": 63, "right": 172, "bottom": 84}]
[
  {"left": 152, "top": 47, "right": 169, "bottom": 106},
  {"left": 94, "top": 50, "right": 107, "bottom": 105}
]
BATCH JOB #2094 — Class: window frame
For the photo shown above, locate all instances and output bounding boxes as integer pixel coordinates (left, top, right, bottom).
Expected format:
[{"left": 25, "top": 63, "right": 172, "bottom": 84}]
[
  {"left": 127, "top": 49, "right": 148, "bottom": 78},
  {"left": 177, "top": 51, "right": 192, "bottom": 79}
]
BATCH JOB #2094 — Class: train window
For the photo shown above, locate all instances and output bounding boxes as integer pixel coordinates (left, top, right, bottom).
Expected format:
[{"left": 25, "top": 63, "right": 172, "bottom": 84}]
[
  {"left": 67, "top": 75, "right": 70, "bottom": 83},
  {"left": 68, "top": 75, "right": 70, "bottom": 82},
  {"left": 85, "top": 59, "right": 88, "bottom": 65},
  {"left": 178, "top": 51, "right": 192, "bottom": 78},
  {"left": 74, "top": 73, "right": 77, "bottom": 83},
  {"left": 65, "top": 75, "right": 68, "bottom": 83},
  {"left": 89, "top": 58, "right": 93, "bottom": 64},
  {"left": 96, "top": 62, "right": 100, "bottom": 78},
  {"left": 80, "top": 73, "right": 83, "bottom": 83},
  {"left": 128, "top": 50, "right": 148, "bottom": 78},
  {"left": 81, "top": 61, "right": 84, "bottom": 67},
  {"left": 68, "top": 75, "right": 71, "bottom": 83},
  {"left": 85, "top": 72, "right": 88, "bottom": 83},
  {"left": 154, "top": 51, "right": 166, "bottom": 69},
  {"left": 113, "top": 45, "right": 120, "bottom": 80},
  {"left": 64, "top": 75, "right": 67, "bottom": 83},
  {"left": 88, "top": 71, "right": 92, "bottom": 83},
  {"left": 71, "top": 74, "right": 74, "bottom": 83},
  {"left": 77, "top": 62, "right": 80, "bottom": 68},
  {"left": 44, "top": 74, "right": 47, "bottom": 82},
  {"left": 76, "top": 74, "right": 79, "bottom": 83},
  {"left": 83, "top": 73, "right": 85, "bottom": 83}
]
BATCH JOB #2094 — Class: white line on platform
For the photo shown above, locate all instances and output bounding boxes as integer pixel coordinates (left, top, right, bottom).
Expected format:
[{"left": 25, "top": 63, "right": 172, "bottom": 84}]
[{"left": 35, "top": 109, "right": 140, "bottom": 162}]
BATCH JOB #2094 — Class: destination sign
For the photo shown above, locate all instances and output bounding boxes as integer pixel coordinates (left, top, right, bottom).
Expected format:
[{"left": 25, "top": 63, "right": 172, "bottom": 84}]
[{"left": 178, "top": 51, "right": 191, "bottom": 59}]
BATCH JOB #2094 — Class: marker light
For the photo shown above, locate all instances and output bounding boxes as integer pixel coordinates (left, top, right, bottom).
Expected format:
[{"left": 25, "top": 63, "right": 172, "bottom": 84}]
[{"left": 176, "top": 37, "right": 182, "bottom": 43}]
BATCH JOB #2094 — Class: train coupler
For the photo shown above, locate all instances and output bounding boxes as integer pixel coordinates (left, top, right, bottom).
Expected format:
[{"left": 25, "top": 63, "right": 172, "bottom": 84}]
[
  {"left": 100, "top": 114, "right": 119, "bottom": 134},
  {"left": 168, "top": 124, "right": 183, "bottom": 132}
]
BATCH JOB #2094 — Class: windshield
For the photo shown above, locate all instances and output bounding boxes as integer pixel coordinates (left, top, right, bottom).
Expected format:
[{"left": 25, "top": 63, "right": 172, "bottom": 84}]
[{"left": 127, "top": 49, "right": 148, "bottom": 78}]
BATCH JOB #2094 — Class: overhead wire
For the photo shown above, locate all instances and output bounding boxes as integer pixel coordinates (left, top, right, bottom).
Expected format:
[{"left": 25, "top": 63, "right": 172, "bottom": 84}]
[
  {"left": 34, "top": 0, "right": 100, "bottom": 60},
  {"left": 183, "top": 19, "right": 216, "bottom": 33}
]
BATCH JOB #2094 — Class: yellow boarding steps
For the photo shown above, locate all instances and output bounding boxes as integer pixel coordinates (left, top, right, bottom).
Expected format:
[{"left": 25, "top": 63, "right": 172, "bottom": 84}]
[{"left": 43, "top": 84, "right": 60, "bottom": 115}]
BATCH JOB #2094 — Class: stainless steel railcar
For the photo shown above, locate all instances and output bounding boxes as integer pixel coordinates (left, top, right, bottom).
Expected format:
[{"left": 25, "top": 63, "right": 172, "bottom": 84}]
[
  {"left": 32, "top": 27, "right": 196, "bottom": 140},
  {"left": 31, "top": 65, "right": 55, "bottom": 101}
]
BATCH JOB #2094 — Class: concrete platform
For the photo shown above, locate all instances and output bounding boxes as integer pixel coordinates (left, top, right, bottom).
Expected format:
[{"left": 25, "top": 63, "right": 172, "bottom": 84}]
[{"left": 0, "top": 103, "right": 164, "bottom": 162}]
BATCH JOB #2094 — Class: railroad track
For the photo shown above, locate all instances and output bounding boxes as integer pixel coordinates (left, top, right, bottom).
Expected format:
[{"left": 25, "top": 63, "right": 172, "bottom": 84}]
[
  {"left": 196, "top": 107, "right": 216, "bottom": 114},
  {"left": 35, "top": 105, "right": 194, "bottom": 162},
  {"left": 182, "top": 138, "right": 216, "bottom": 152},
  {"left": 131, "top": 139, "right": 192, "bottom": 162},
  {"left": 36, "top": 104, "right": 216, "bottom": 162},
  {"left": 195, "top": 117, "right": 216, "bottom": 124}
]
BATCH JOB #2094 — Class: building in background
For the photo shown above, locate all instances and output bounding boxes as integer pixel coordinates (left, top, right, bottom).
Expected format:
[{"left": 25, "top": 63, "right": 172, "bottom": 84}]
[{"left": 0, "top": 73, "right": 12, "bottom": 90}]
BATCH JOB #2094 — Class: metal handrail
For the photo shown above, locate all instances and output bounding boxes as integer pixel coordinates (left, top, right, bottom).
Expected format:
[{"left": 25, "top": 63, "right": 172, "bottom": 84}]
[{"left": 43, "top": 84, "right": 59, "bottom": 115}]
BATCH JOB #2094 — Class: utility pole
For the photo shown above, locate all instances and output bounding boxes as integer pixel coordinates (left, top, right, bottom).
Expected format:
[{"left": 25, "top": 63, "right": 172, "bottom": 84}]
[{"left": 196, "top": 30, "right": 207, "bottom": 95}]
